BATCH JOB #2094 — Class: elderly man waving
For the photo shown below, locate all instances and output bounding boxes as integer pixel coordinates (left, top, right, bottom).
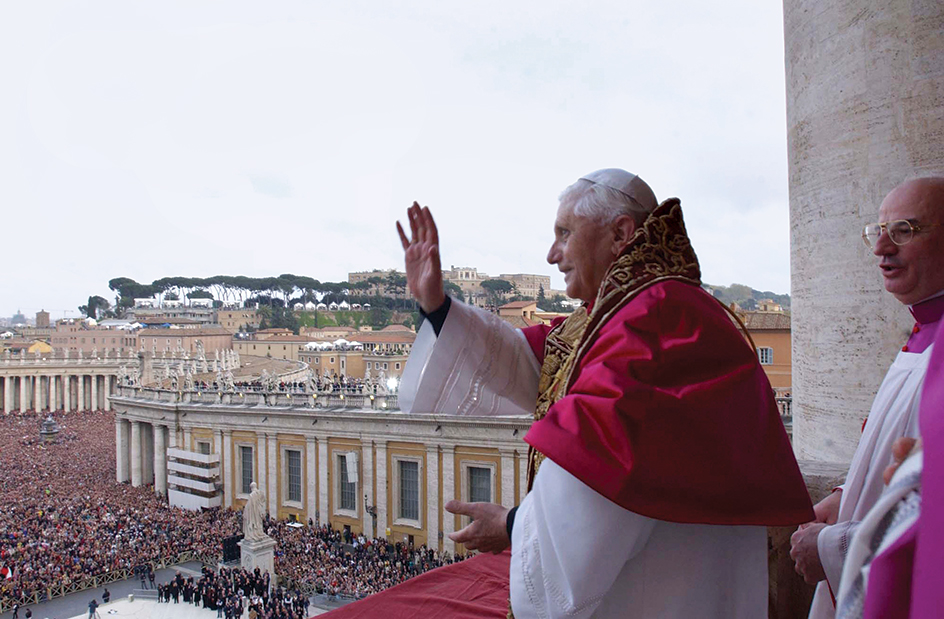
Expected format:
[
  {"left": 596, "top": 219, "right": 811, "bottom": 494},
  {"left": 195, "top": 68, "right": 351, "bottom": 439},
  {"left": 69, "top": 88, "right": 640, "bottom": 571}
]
[{"left": 397, "top": 168, "right": 812, "bottom": 618}]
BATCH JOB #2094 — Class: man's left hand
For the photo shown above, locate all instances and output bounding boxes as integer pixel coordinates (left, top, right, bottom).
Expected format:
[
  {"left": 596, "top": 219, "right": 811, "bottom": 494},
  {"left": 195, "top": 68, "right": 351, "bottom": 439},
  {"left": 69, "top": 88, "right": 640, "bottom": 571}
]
[
  {"left": 445, "top": 500, "right": 510, "bottom": 553},
  {"left": 790, "top": 522, "right": 827, "bottom": 584}
]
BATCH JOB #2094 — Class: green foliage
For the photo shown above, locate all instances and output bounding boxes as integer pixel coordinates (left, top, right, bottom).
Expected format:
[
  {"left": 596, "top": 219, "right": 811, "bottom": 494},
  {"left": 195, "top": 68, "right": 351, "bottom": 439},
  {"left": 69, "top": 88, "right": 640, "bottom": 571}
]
[{"left": 444, "top": 281, "right": 465, "bottom": 302}]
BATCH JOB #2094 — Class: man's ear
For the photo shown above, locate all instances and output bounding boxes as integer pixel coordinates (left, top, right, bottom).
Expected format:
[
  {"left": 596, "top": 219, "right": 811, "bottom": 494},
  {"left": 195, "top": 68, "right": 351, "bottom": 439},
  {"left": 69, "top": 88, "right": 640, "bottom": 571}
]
[{"left": 611, "top": 215, "right": 637, "bottom": 255}]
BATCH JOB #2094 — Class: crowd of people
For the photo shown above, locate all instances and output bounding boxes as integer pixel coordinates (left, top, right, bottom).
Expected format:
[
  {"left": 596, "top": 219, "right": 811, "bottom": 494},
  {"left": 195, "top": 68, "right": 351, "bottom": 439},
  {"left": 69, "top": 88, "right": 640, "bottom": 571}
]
[
  {"left": 156, "top": 566, "right": 309, "bottom": 619},
  {"left": 0, "top": 409, "right": 464, "bottom": 612},
  {"left": 0, "top": 409, "right": 241, "bottom": 608},
  {"left": 270, "top": 519, "right": 467, "bottom": 599}
]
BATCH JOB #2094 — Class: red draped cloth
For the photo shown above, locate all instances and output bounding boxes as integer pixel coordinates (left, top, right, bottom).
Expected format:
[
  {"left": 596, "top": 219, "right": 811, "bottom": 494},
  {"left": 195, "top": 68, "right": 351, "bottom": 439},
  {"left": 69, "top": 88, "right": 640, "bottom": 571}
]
[{"left": 319, "top": 551, "right": 510, "bottom": 618}]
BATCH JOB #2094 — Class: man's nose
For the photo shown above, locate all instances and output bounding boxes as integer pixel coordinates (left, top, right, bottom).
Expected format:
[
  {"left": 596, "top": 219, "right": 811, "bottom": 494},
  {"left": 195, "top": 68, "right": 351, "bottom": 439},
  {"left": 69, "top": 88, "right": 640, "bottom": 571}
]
[
  {"left": 547, "top": 243, "right": 559, "bottom": 264},
  {"left": 873, "top": 228, "right": 897, "bottom": 257}
]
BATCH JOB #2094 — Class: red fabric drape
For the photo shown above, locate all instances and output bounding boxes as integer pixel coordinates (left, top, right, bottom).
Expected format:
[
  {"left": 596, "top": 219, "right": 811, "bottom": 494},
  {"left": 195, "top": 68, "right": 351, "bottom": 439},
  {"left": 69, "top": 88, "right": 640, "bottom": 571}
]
[{"left": 319, "top": 551, "right": 510, "bottom": 619}]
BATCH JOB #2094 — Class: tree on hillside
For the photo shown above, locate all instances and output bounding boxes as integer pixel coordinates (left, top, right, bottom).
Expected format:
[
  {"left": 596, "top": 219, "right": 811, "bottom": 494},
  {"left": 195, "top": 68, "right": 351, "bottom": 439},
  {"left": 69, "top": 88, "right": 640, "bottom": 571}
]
[
  {"left": 79, "top": 295, "right": 111, "bottom": 320},
  {"left": 444, "top": 281, "right": 465, "bottom": 303},
  {"left": 481, "top": 279, "right": 514, "bottom": 306}
]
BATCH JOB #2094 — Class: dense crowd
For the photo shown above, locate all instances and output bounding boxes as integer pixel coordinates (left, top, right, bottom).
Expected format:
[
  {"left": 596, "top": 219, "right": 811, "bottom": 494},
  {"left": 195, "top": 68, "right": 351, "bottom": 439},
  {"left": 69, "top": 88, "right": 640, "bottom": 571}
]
[
  {"left": 0, "top": 410, "right": 466, "bottom": 612},
  {"left": 0, "top": 410, "right": 240, "bottom": 607},
  {"left": 270, "top": 520, "right": 468, "bottom": 599},
  {"left": 157, "top": 566, "right": 309, "bottom": 619}
]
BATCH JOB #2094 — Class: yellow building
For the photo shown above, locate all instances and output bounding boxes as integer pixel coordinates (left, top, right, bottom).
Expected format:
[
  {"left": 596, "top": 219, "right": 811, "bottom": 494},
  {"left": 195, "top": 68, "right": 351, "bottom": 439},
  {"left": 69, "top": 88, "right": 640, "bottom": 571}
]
[
  {"left": 113, "top": 387, "right": 531, "bottom": 554},
  {"left": 218, "top": 309, "right": 261, "bottom": 333},
  {"left": 739, "top": 311, "right": 792, "bottom": 390}
]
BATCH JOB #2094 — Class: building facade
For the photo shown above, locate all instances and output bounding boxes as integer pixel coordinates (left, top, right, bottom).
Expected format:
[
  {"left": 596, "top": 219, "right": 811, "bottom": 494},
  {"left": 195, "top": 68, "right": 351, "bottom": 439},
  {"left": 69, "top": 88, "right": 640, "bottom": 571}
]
[{"left": 112, "top": 388, "right": 531, "bottom": 554}]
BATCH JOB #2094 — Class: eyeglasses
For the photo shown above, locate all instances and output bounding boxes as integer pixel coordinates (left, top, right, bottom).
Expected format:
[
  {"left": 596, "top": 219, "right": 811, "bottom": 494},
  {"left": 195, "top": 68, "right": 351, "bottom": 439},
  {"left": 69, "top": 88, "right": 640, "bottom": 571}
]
[{"left": 861, "top": 219, "right": 941, "bottom": 248}]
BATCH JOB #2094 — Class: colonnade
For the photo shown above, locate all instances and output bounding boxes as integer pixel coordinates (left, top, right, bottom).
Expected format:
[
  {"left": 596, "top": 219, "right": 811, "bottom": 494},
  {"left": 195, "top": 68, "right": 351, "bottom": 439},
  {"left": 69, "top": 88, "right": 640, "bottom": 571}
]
[
  {"left": 1, "top": 373, "right": 115, "bottom": 413},
  {"left": 116, "top": 418, "right": 169, "bottom": 493},
  {"left": 114, "top": 410, "right": 529, "bottom": 555}
]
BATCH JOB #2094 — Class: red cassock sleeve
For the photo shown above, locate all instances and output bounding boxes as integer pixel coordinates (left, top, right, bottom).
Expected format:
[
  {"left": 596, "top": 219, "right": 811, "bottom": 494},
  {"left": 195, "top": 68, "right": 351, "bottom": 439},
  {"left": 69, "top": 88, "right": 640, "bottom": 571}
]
[{"left": 524, "top": 280, "right": 813, "bottom": 526}]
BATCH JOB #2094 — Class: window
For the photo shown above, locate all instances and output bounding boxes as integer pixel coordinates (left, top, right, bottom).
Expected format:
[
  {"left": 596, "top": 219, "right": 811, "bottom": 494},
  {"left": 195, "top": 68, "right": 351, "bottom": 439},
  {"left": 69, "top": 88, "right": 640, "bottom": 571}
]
[
  {"left": 469, "top": 467, "right": 492, "bottom": 503},
  {"left": 383, "top": 362, "right": 388, "bottom": 370},
  {"left": 758, "top": 347, "right": 774, "bottom": 365},
  {"left": 315, "top": 358, "right": 319, "bottom": 364},
  {"left": 286, "top": 449, "right": 302, "bottom": 503},
  {"left": 240, "top": 446, "right": 253, "bottom": 494},
  {"left": 197, "top": 441, "right": 211, "bottom": 455},
  {"left": 399, "top": 460, "right": 419, "bottom": 521},
  {"left": 330, "top": 357, "right": 335, "bottom": 364},
  {"left": 337, "top": 453, "right": 357, "bottom": 512},
  {"left": 395, "top": 362, "right": 401, "bottom": 370}
]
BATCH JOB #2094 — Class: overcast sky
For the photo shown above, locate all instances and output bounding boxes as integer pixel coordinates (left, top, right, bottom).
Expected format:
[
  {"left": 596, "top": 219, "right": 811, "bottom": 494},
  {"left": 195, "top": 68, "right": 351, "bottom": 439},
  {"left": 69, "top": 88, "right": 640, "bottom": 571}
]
[{"left": 1, "top": 1, "right": 792, "bottom": 319}]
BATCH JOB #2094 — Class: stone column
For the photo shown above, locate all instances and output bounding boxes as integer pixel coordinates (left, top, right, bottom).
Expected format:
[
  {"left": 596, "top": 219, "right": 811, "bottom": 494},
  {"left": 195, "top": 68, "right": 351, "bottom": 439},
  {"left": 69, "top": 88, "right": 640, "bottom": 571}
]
[
  {"left": 77, "top": 375, "right": 85, "bottom": 412},
  {"left": 441, "top": 444, "right": 456, "bottom": 555},
  {"left": 154, "top": 424, "right": 167, "bottom": 496},
  {"left": 130, "top": 421, "right": 142, "bottom": 487},
  {"left": 142, "top": 424, "right": 154, "bottom": 484},
  {"left": 318, "top": 437, "right": 329, "bottom": 526},
  {"left": 116, "top": 418, "right": 130, "bottom": 482},
  {"left": 90, "top": 375, "right": 99, "bottom": 411},
  {"left": 33, "top": 375, "right": 41, "bottom": 413},
  {"left": 426, "top": 445, "right": 440, "bottom": 552},
  {"left": 62, "top": 375, "right": 71, "bottom": 412},
  {"left": 256, "top": 433, "right": 267, "bottom": 499},
  {"left": 375, "top": 441, "right": 388, "bottom": 538},
  {"left": 500, "top": 449, "right": 516, "bottom": 508},
  {"left": 184, "top": 427, "right": 193, "bottom": 452},
  {"left": 103, "top": 374, "right": 112, "bottom": 411},
  {"left": 222, "top": 430, "right": 233, "bottom": 508},
  {"left": 3, "top": 376, "right": 11, "bottom": 414},
  {"left": 784, "top": 0, "right": 944, "bottom": 462},
  {"left": 306, "top": 437, "right": 317, "bottom": 524},
  {"left": 360, "top": 439, "right": 374, "bottom": 537},
  {"left": 45, "top": 375, "right": 55, "bottom": 412},
  {"left": 20, "top": 376, "right": 29, "bottom": 413},
  {"left": 267, "top": 434, "right": 278, "bottom": 516}
]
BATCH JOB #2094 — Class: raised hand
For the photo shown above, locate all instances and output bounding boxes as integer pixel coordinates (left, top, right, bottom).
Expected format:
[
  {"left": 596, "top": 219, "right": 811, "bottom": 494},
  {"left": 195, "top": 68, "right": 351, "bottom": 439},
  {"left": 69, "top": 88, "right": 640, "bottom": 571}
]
[
  {"left": 397, "top": 202, "right": 446, "bottom": 313},
  {"left": 445, "top": 500, "right": 511, "bottom": 554}
]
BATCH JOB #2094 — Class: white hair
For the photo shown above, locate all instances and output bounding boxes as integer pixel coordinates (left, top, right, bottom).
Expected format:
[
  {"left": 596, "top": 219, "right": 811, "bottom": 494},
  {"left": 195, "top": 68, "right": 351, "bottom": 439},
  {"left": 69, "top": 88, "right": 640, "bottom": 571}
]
[{"left": 559, "top": 179, "right": 656, "bottom": 225}]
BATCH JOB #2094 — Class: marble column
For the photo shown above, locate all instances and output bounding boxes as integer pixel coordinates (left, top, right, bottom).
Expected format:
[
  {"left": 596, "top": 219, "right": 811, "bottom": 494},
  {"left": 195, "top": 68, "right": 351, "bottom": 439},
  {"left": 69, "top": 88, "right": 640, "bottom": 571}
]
[
  {"left": 20, "top": 376, "right": 29, "bottom": 413},
  {"left": 115, "top": 419, "right": 130, "bottom": 483},
  {"left": 90, "top": 375, "right": 98, "bottom": 411},
  {"left": 33, "top": 375, "right": 41, "bottom": 413},
  {"left": 360, "top": 439, "right": 374, "bottom": 537},
  {"left": 426, "top": 445, "right": 440, "bottom": 552},
  {"left": 103, "top": 375, "right": 112, "bottom": 411},
  {"left": 500, "top": 449, "right": 516, "bottom": 508},
  {"left": 784, "top": 0, "right": 944, "bottom": 461},
  {"left": 306, "top": 437, "right": 317, "bottom": 524},
  {"left": 256, "top": 433, "right": 267, "bottom": 499},
  {"left": 62, "top": 375, "right": 71, "bottom": 412},
  {"left": 77, "top": 375, "right": 85, "bottom": 412},
  {"left": 267, "top": 434, "right": 278, "bottom": 516},
  {"left": 154, "top": 425, "right": 167, "bottom": 496},
  {"left": 130, "top": 421, "right": 142, "bottom": 487},
  {"left": 3, "top": 376, "right": 11, "bottom": 414},
  {"left": 142, "top": 424, "right": 154, "bottom": 484},
  {"left": 318, "top": 437, "right": 329, "bottom": 526},
  {"left": 375, "top": 441, "right": 387, "bottom": 538},
  {"left": 441, "top": 445, "right": 456, "bottom": 555},
  {"left": 222, "top": 430, "right": 233, "bottom": 508},
  {"left": 184, "top": 427, "right": 193, "bottom": 452}
]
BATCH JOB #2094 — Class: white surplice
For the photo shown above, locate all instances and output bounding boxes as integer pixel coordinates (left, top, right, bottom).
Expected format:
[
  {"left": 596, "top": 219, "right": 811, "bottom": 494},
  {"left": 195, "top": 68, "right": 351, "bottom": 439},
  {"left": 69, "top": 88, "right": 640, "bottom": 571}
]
[
  {"left": 809, "top": 346, "right": 932, "bottom": 619},
  {"left": 401, "top": 299, "right": 768, "bottom": 618}
]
